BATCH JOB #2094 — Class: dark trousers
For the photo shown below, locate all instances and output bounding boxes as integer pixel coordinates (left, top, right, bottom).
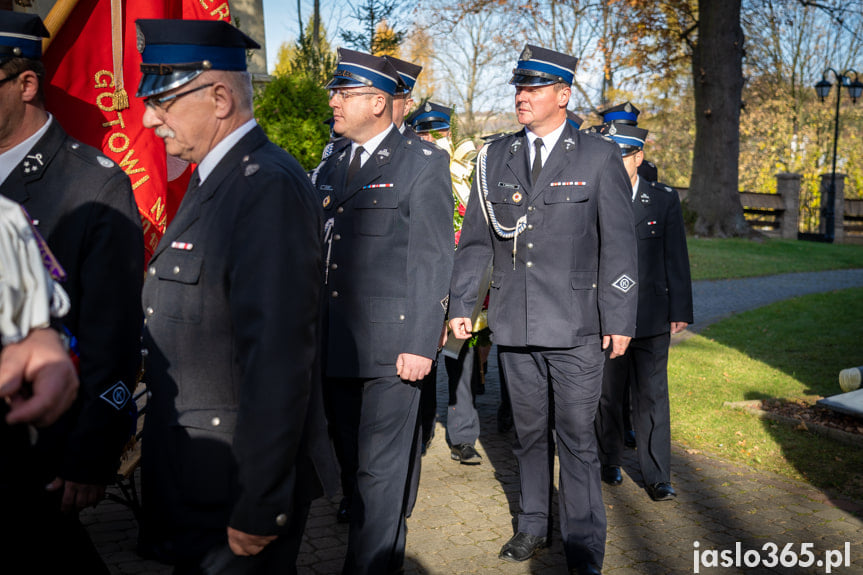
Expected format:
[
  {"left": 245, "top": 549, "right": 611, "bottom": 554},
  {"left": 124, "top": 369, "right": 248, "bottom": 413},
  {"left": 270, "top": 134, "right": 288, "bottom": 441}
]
[
  {"left": 1, "top": 483, "right": 109, "bottom": 575},
  {"left": 406, "top": 365, "right": 437, "bottom": 518},
  {"left": 498, "top": 344, "right": 607, "bottom": 570},
  {"left": 325, "top": 375, "right": 421, "bottom": 575},
  {"left": 444, "top": 344, "right": 481, "bottom": 446},
  {"left": 595, "top": 332, "right": 672, "bottom": 485}
]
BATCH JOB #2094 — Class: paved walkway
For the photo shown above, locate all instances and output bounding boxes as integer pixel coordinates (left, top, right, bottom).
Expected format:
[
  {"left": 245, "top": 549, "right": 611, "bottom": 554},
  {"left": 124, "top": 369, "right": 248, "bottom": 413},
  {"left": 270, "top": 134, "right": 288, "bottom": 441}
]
[{"left": 84, "top": 270, "right": 863, "bottom": 574}]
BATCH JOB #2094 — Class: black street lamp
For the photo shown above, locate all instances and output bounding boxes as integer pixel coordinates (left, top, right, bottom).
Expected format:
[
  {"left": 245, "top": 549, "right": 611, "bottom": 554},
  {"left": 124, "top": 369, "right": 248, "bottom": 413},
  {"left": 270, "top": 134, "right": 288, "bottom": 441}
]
[{"left": 813, "top": 68, "right": 862, "bottom": 242}]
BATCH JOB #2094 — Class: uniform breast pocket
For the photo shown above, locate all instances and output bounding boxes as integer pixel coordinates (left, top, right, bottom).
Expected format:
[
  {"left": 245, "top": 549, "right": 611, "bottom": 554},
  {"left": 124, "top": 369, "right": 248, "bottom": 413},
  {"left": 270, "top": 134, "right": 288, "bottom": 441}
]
[
  {"left": 544, "top": 187, "right": 591, "bottom": 233},
  {"left": 487, "top": 185, "right": 524, "bottom": 226},
  {"left": 156, "top": 252, "right": 203, "bottom": 324},
  {"left": 639, "top": 222, "right": 664, "bottom": 239},
  {"left": 355, "top": 188, "right": 398, "bottom": 236}
]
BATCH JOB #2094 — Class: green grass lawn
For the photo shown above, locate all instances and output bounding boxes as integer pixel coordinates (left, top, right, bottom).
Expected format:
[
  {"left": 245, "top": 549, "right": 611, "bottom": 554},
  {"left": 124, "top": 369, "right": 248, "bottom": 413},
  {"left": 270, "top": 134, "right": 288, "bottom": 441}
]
[
  {"left": 669, "top": 287, "right": 863, "bottom": 500},
  {"left": 687, "top": 237, "right": 863, "bottom": 280}
]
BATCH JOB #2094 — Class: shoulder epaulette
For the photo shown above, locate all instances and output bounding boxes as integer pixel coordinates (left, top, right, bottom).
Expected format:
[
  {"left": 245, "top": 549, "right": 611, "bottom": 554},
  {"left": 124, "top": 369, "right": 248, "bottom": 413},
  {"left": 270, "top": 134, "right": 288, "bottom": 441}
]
[
  {"left": 66, "top": 139, "right": 117, "bottom": 169},
  {"left": 650, "top": 180, "right": 675, "bottom": 193}
]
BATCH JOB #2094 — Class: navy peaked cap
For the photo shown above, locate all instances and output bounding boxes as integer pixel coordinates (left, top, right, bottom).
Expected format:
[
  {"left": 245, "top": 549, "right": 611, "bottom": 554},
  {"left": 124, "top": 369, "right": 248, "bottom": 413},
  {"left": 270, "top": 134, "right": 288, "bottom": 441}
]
[
  {"left": 135, "top": 19, "right": 259, "bottom": 98},
  {"left": 326, "top": 48, "right": 404, "bottom": 95},
  {"left": 384, "top": 55, "right": 422, "bottom": 94},
  {"left": 407, "top": 101, "right": 452, "bottom": 133},
  {"left": 600, "top": 122, "right": 648, "bottom": 154},
  {"left": 0, "top": 11, "right": 50, "bottom": 63},
  {"left": 510, "top": 44, "right": 577, "bottom": 86},
  {"left": 599, "top": 101, "right": 641, "bottom": 124}
]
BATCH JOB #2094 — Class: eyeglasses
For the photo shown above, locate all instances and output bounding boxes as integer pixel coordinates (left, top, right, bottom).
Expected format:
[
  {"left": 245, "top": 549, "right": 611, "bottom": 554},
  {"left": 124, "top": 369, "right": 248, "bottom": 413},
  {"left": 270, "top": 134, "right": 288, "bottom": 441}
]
[
  {"left": 0, "top": 71, "right": 22, "bottom": 88},
  {"left": 328, "top": 89, "right": 378, "bottom": 102},
  {"left": 145, "top": 82, "right": 214, "bottom": 113}
]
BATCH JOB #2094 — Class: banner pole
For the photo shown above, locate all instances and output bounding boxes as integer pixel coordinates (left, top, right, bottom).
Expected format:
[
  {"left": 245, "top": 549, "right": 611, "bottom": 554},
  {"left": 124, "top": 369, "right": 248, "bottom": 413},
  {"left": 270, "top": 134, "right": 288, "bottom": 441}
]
[{"left": 43, "top": 0, "right": 83, "bottom": 52}]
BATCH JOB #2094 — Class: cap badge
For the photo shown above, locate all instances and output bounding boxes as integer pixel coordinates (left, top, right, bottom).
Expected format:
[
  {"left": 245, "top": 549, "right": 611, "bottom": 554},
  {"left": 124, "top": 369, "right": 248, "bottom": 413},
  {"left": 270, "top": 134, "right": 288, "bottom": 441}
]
[
  {"left": 624, "top": 102, "right": 632, "bottom": 113},
  {"left": 520, "top": 46, "right": 532, "bottom": 61},
  {"left": 608, "top": 124, "right": 617, "bottom": 135},
  {"left": 424, "top": 102, "right": 432, "bottom": 112},
  {"left": 136, "top": 24, "right": 145, "bottom": 53}
]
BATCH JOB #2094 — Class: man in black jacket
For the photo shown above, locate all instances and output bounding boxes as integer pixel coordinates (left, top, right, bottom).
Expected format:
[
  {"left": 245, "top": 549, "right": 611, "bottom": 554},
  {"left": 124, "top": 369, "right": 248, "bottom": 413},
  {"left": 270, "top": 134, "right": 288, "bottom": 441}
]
[
  {"left": 136, "top": 19, "right": 328, "bottom": 574},
  {"left": 593, "top": 121, "right": 693, "bottom": 501},
  {"left": 0, "top": 11, "right": 143, "bottom": 574}
]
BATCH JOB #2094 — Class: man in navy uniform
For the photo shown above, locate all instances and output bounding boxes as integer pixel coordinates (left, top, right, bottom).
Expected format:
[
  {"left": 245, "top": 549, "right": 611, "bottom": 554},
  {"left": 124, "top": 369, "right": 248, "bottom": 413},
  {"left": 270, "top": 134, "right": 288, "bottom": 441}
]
[
  {"left": 448, "top": 45, "right": 638, "bottom": 574},
  {"left": 385, "top": 55, "right": 422, "bottom": 139},
  {"left": 566, "top": 109, "right": 584, "bottom": 129},
  {"left": 316, "top": 48, "right": 453, "bottom": 575},
  {"left": 135, "top": 19, "right": 327, "bottom": 574},
  {"left": 593, "top": 121, "right": 693, "bottom": 501},
  {"left": 597, "top": 101, "right": 657, "bottom": 182},
  {"left": 408, "top": 101, "right": 454, "bottom": 143},
  {"left": 0, "top": 11, "right": 143, "bottom": 574}
]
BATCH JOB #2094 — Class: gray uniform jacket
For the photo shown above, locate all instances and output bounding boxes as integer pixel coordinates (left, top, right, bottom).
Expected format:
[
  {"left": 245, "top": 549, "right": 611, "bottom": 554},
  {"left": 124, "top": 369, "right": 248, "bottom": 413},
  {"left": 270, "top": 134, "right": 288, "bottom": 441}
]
[
  {"left": 0, "top": 119, "right": 143, "bottom": 486},
  {"left": 631, "top": 178, "right": 693, "bottom": 338},
  {"left": 141, "top": 126, "right": 326, "bottom": 540},
  {"left": 449, "top": 125, "right": 638, "bottom": 347},
  {"left": 316, "top": 127, "right": 454, "bottom": 378}
]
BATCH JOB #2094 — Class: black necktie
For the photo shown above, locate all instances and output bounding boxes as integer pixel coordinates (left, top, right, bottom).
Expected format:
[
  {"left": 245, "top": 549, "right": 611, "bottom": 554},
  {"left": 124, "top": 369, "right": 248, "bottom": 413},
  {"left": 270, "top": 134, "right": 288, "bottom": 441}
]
[
  {"left": 347, "top": 146, "right": 364, "bottom": 184},
  {"left": 531, "top": 138, "right": 544, "bottom": 185},
  {"left": 186, "top": 169, "right": 200, "bottom": 195}
]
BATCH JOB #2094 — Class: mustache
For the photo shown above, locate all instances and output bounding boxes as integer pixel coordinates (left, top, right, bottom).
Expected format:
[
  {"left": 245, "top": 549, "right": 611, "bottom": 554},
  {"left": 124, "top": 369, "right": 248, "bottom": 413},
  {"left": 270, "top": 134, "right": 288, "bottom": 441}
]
[{"left": 155, "top": 126, "right": 176, "bottom": 139}]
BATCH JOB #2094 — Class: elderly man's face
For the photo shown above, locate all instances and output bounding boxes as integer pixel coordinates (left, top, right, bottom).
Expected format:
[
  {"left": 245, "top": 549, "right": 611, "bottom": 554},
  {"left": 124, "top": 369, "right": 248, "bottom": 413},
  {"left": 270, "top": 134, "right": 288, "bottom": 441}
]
[{"left": 142, "top": 79, "right": 215, "bottom": 164}]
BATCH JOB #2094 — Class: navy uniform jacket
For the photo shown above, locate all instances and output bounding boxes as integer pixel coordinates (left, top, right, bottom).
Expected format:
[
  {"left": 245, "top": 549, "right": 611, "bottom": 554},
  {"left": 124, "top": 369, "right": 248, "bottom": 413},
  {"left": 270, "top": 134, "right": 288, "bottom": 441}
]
[
  {"left": 449, "top": 124, "right": 638, "bottom": 347},
  {"left": 141, "top": 126, "right": 326, "bottom": 542},
  {"left": 316, "top": 127, "right": 453, "bottom": 378},
  {"left": 0, "top": 119, "right": 143, "bottom": 486},
  {"left": 631, "top": 178, "right": 693, "bottom": 337}
]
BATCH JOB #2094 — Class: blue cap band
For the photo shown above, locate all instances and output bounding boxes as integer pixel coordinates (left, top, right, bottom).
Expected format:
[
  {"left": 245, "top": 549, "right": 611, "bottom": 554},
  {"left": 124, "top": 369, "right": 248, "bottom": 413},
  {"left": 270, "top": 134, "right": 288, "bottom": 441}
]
[
  {"left": 141, "top": 44, "right": 248, "bottom": 71},
  {"left": 603, "top": 110, "right": 639, "bottom": 123},
  {"left": 514, "top": 58, "right": 574, "bottom": 85},
  {"left": 0, "top": 33, "right": 41, "bottom": 60},
  {"left": 334, "top": 62, "right": 398, "bottom": 94},
  {"left": 609, "top": 134, "right": 644, "bottom": 148}
]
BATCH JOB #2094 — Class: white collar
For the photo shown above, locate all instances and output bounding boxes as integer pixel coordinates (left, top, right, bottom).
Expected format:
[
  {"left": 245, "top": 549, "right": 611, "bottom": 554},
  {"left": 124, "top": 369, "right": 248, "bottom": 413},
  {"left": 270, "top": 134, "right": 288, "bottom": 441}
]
[
  {"left": 351, "top": 123, "right": 395, "bottom": 167},
  {"left": 0, "top": 114, "right": 53, "bottom": 187},
  {"left": 197, "top": 118, "right": 258, "bottom": 184},
  {"left": 525, "top": 119, "right": 566, "bottom": 156}
]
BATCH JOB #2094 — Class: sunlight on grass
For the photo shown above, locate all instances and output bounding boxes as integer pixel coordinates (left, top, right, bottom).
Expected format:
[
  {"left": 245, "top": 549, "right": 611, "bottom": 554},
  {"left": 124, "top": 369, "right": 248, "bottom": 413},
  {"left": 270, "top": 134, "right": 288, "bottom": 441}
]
[{"left": 668, "top": 287, "right": 863, "bottom": 498}]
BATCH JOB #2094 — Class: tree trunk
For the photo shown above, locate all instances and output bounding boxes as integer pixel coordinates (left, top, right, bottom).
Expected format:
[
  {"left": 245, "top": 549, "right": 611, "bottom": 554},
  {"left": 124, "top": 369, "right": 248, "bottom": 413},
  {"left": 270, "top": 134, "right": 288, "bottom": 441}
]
[
  {"left": 688, "top": 0, "right": 752, "bottom": 237},
  {"left": 313, "top": 0, "right": 321, "bottom": 52}
]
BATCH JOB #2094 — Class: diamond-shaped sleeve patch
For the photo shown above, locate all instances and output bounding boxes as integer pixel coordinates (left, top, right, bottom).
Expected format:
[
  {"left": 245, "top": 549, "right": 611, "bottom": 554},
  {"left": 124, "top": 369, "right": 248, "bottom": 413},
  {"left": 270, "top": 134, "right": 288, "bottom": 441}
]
[
  {"left": 100, "top": 381, "right": 131, "bottom": 410},
  {"left": 611, "top": 274, "right": 636, "bottom": 293}
]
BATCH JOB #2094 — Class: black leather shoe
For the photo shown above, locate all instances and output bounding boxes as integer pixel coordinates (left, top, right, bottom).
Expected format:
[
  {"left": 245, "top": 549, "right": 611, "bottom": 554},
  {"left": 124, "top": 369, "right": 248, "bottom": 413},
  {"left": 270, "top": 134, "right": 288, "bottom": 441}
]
[
  {"left": 336, "top": 497, "right": 351, "bottom": 523},
  {"left": 499, "top": 532, "right": 547, "bottom": 562},
  {"left": 601, "top": 465, "right": 622, "bottom": 486},
  {"left": 646, "top": 482, "right": 677, "bottom": 501},
  {"left": 624, "top": 429, "right": 637, "bottom": 448},
  {"left": 450, "top": 443, "right": 482, "bottom": 464}
]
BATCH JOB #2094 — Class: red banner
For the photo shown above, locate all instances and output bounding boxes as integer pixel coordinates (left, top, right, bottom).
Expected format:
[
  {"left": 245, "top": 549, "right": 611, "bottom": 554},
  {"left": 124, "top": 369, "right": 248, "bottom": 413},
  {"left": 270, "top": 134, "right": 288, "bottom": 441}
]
[{"left": 42, "top": 0, "right": 231, "bottom": 263}]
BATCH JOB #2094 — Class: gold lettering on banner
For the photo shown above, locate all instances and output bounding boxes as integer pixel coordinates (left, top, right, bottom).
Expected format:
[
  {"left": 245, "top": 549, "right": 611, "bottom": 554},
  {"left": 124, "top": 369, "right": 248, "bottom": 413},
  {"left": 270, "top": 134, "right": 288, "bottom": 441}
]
[
  {"left": 93, "top": 69, "right": 157, "bottom": 234},
  {"left": 197, "top": 0, "right": 231, "bottom": 20}
]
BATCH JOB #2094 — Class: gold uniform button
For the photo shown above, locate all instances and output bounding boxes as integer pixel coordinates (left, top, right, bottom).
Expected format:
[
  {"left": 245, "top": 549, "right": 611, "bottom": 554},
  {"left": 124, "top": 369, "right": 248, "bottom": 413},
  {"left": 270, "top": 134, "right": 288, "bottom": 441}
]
[
  {"left": 337, "top": 207, "right": 344, "bottom": 213},
  {"left": 334, "top": 234, "right": 342, "bottom": 241},
  {"left": 330, "top": 263, "right": 338, "bottom": 270},
  {"left": 527, "top": 243, "right": 534, "bottom": 249},
  {"left": 211, "top": 417, "right": 221, "bottom": 427},
  {"left": 592, "top": 283, "right": 597, "bottom": 288},
  {"left": 332, "top": 291, "right": 339, "bottom": 298},
  {"left": 526, "top": 261, "right": 534, "bottom": 268},
  {"left": 528, "top": 206, "right": 535, "bottom": 212},
  {"left": 173, "top": 266, "right": 180, "bottom": 274},
  {"left": 148, "top": 266, "right": 156, "bottom": 276},
  {"left": 527, "top": 224, "right": 534, "bottom": 230},
  {"left": 146, "top": 306, "right": 154, "bottom": 316},
  {"left": 399, "top": 314, "right": 405, "bottom": 321},
  {"left": 275, "top": 513, "right": 287, "bottom": 527}
]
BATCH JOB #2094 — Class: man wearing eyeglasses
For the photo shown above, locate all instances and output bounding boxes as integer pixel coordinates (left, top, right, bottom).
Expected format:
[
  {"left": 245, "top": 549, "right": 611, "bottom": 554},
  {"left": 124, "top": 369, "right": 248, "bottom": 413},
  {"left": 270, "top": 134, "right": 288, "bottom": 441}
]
[
  {"left": 0, "top": 11, "right": 143, "bottom": 574},
  {"left": 135, "top": 19, "right": 330, "bottom": 575},
  {"left": 315, "top": 49, "right": 453, "bottom": 575}
]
